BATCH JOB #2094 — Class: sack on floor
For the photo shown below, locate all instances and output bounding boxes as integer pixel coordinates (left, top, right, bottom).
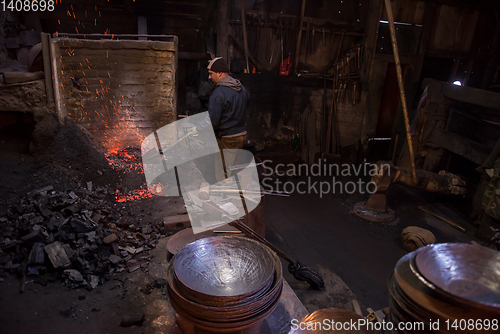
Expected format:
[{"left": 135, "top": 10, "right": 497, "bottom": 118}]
[{"left": 402, "top": 226, "right": 436, "bottom": 251}]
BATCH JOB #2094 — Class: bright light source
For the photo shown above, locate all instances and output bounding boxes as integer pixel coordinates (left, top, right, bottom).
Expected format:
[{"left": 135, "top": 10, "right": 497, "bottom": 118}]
[{"left": 453, "top": 81, "right": 462, "bottom": 86}]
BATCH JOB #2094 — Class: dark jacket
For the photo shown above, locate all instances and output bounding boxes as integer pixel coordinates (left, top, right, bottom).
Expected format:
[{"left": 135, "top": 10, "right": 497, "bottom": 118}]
[{"left": 208, "top": 76, "right": 250, "bottom": 137}]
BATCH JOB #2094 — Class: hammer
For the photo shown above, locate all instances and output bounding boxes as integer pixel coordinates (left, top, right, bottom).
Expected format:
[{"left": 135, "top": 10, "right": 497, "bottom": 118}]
[{"left": 198, "top": 182, "right": 260, "bottom": 204}]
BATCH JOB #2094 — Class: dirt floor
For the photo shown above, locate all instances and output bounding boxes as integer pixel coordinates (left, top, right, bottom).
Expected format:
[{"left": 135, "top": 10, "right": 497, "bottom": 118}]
[
  {"left": 0, "top": 117, "right": 185, "bottom": 333},
  {"left": 0, "top": 116, "right": 496, "bottom": 333}
]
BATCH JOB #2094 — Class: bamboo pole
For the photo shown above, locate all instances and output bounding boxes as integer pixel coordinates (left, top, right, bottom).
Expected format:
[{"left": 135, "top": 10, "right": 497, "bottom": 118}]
[{"left": 383, "top": 0, "right": 417, "bottom": 183}]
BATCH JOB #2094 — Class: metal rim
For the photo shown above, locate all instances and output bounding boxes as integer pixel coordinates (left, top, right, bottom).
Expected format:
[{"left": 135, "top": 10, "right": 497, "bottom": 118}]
[
  {"left": 173, "top": 236, "right": 276, "bottom": 300},
  {"left": 414, "top": 243, "right": 500, "bottom": 309}
]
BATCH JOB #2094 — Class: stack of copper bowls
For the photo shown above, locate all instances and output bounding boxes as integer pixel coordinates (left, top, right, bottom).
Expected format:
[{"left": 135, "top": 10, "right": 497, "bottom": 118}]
[
  {"left": 167, "top": 236, "right": 283, "bottom": 333},
  {"left": 387, "top": 243, "right": 500, "bottom": 333}
]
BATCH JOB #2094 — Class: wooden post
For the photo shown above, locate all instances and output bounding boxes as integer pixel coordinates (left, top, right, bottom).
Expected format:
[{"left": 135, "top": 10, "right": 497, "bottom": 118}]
[
  {"left": 217, "top": 0, "right": 229, "bottom": 61},
  {"left": 40, "top": 33, "right": 54, "bottom": 107},
  {"left": 240, "top": 0, "right": 250, "bottom": 73},
  {"left": 293, "top": 0, "right": 306, "bottom": 74},
  {"left": 384, "top": 0, "right": 417, "bottom": 183},
  {"left": 49, "top": 39, "right": 65, "bottom": 123},
  {"left": 407, "top": 2, "right": 437, "bottom": 110}
]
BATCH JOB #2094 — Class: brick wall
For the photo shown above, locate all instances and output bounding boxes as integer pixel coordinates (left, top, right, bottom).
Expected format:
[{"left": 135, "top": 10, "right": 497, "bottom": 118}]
[{"left": 51, "top": 37, "right": 177, "bottom": 151}]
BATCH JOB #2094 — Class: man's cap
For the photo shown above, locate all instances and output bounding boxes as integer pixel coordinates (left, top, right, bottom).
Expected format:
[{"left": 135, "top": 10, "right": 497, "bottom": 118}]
[{"left": 207, "top": 57, "right": 230, "bottom": 73}]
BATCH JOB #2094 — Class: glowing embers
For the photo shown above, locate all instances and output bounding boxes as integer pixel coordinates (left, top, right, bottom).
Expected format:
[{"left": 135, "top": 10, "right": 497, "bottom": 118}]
[
  {"left": 114, "top": 186, "right": 153, "bottom": 203},
  {"left": 105, "top": 146, "right": 144, "bottom": 174}
]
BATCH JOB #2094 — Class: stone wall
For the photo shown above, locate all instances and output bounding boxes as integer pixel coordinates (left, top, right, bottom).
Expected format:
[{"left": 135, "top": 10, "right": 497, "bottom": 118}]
[
  {"left": 51, "top": 37, "right": 177, "bottom": 151},
  {"left": 0, "top": 80, "right": 47, "bottom": 112}
]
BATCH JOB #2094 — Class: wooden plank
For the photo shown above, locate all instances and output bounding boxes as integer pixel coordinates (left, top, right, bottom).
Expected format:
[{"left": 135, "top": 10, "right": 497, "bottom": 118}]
[
  {"left": 431, "top": 6, "right": 454, "bottom": 50},
  {"left": 427, "top": 129, "right": 490, "bottom": 165},
  {"left": 164, "top": 214, "right": 191, "bottom": 224},
  {"left": 413, "top": 1, "right": 426, "bottom": 25},
  {"left": 425, "top": 49, "right": 488, "bottom": 61},
  {"left": 460, "top": 9, "right": 479, "bottom": 52},
  {"left": 441, "top": 81, "right": 500, "bottom": 110},
  {"left": 163, "top": 214, "right": 191, "bottom": 232}
]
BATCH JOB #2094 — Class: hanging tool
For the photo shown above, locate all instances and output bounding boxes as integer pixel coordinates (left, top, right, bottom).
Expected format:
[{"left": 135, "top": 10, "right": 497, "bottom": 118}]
[
  {"left": 229, "top": 220, "right": 325, "bottom": 290},
  {"left": 257, "top": 14, "right": 261, "bottom": 53},
  {"left": 335, "top": 31, "right": 345, "bottom": 64},
  {"left": 329, "top": 30, "right": 335, "bottom": 56},
  {"left": 336, "top": 82, "right": 343, "bottom": 103},
  {"left": 304, "top": 21, "right": 310, "bottom": 63},
  {"left": 281, "top": 18, "right": 285, "bottom": 65},
  {"left": 347, "top": 56, "right": 350, "bottom": 77},
  {"left": 269, "top": 18, "right": 281, "bottom": 65},
  {"left": 264, "top": 15, "right": 268, "bottom": 58},
  {"left": 311, "top": 27, "right": 315, "bottom": 53},
  {"left": 357, "top": 45, "right": 361, "bottom": 70},
  {"left": 418, "top": 206, "right": 467, "bottom": 233},
  {"left": 353, "top": 81, "right": 357, "bottom": 105}
]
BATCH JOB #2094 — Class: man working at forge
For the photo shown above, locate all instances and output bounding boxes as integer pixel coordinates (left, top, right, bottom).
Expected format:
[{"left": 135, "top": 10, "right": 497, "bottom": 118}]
[{"left": 207, "top": 57, "right": 250, "bottom": 181}]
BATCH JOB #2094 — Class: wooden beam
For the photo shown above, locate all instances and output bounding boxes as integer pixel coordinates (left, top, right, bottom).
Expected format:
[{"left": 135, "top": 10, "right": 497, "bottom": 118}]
[
  {"left": 294, "top": 0, "right": 306, "bottom": 74},
  {"left": 407, "top": 2, "right": 437, "bottom": 111},
  {"left": 424, "top": 0, "right": 500, "bottom": 11},
  {"left": 374, "top": 53, "right": 416, "bottom": 65},
  {"left": 240, "top": 0, "right": 250, "bottom": 73},
  {"left": 425, "top": 49, "right": 488, "bottom": 61},
  {"left": 427, "top": 129, "right": 490, "bottom": 165},
  {"left": 228, "top": 19, "right": 363, "bottom": 37},
  {"left": 244, "top": 9, "right": 350, "bottom": 27},
  {"left": 216, "top": 0, "right": 229, "bottom": 60},
  {"left": 441, "top": 81, "right": 500, "bottom": 110},
  {"left": 40, "top": 33, "right": 54, "bottom": 107}
]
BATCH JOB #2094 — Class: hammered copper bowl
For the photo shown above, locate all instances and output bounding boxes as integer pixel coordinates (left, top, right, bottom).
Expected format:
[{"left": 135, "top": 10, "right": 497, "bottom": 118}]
[
  {"left": 167, "top": 246, "right": 283, "bottom": 321},
  {"left": 167, "top": 236, "right": 283, "bottom": 331},
  {"left": 414, "top": 243, "right": 500, "bottom": 311},
  {"left": 388, "top": 244, "right": 500, "bottom": 332},
  {"left": 173, "top": 236, "right": 275, "bottom": 304}
]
